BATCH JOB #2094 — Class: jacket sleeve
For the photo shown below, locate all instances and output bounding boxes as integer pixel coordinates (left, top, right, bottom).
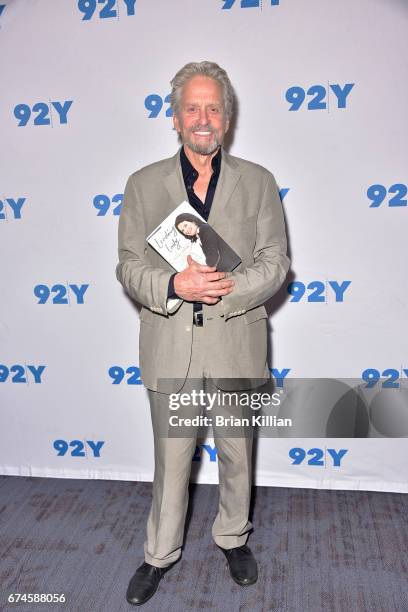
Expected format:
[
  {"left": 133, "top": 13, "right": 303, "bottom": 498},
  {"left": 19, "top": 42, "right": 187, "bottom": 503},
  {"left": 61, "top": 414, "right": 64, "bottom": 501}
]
[
  {"left": 115, "top": 173, "right": 176, "bottom": 315},
  {"left": 221, "top": 172, "right": 290, "bottom": 320}
]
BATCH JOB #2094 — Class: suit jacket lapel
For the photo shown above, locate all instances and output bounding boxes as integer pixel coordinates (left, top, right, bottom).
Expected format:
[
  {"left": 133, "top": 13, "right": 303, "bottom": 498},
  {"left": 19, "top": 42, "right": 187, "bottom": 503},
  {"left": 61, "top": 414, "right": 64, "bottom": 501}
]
[
  {"left": 163, "top": 148, "right": 188, "bottom": 211},
  {"left": 207, "top": 147, "right": 241, "bottom": 229}
]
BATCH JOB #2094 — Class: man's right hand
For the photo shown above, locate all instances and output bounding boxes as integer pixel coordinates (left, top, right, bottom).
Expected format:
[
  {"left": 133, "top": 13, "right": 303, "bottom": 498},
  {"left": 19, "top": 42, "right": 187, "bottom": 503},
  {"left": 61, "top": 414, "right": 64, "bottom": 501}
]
[{"left": 174, "top": 255, "right": 235, "bottom": 304}]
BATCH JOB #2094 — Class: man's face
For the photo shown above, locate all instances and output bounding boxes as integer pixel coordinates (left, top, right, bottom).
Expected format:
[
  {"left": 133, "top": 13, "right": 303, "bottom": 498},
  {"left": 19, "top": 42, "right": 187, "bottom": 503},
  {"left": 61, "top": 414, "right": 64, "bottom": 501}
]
[
  {"left": 177, "top": 220, "right": 198, "bottom": 237},
  {"left": 173, "top": 75, "right": 230, "bottom": 156}
]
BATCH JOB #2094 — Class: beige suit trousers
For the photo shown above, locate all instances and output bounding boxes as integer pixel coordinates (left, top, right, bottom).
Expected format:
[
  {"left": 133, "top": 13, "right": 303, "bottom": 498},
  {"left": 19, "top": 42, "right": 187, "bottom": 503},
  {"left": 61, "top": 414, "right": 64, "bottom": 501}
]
[{"left": 143, "top": 323, "right": 254, "bottom": 568}]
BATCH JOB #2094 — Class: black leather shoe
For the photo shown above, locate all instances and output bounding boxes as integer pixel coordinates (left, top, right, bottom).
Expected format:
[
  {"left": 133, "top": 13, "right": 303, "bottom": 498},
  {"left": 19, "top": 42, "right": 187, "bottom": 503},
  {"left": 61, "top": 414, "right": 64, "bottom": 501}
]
[
  {"left": 126, "top": 561, "right": 174, "bottom": 606},
  {"left": 218, "top": 544, "right": 258, "bottom": 586}
]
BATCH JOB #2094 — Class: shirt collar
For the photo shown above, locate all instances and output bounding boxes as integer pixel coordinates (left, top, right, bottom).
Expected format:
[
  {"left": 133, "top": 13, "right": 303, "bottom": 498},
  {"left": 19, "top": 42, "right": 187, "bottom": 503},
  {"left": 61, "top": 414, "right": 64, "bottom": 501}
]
[{"left": 180, "top": 145, "right": 222, "bottom": 185}]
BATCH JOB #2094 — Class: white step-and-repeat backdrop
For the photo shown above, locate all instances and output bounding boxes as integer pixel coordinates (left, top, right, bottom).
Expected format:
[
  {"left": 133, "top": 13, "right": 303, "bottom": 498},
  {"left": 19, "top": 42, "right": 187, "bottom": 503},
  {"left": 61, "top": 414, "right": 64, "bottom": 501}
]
[{"left": 1, "top": 0, "right": 407, "bottom": 492}]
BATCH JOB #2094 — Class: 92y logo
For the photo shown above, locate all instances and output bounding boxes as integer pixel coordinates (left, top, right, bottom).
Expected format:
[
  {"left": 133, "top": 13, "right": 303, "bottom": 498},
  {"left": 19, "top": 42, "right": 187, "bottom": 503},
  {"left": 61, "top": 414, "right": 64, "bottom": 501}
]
[
  {"left": 0, "top": 198, "right": 26, "bottom": 220},
  {"left": 0, "top": 364, "right": 46, "bottom": 384},
  {"left": 54, "top": 439, "right": 105, "bottom": 457},
  {"left": 222, "top": 0, "right": 280, "bottom": 8},
  {"left": 362, "top": 368, "right": 408, "bottom": 388},
  {"left": 286, "top": 84, "right": 354, "bottom": 111},
  {"left": 109, "top": 366, "right": 142, "bottom": 385},
  {"left": 193, "top": 444, "right": 217, "bottom": 462},
  {"left": 34, "top": 284, "right": 89, "bottom": 305},
  {"left": 289, "top": 447, "right": 348, "bottom": 467},
  {"left": 14, "top": 101, "right": 73, "bottom": 127},
  {"left": 367, "top": 184, "right": 407, "bottom": 208},
  {"left": 78, "top": 0, "right": 136, "bottom": 20},
  {"left": 94, "top": 194, "right": 123, "bottom": 216},
  {"left": 145, "top": 94, "right": 172, "bottom": 118},
  {"left": 287, "top": 281, "right": 351, "bottom": 303}
]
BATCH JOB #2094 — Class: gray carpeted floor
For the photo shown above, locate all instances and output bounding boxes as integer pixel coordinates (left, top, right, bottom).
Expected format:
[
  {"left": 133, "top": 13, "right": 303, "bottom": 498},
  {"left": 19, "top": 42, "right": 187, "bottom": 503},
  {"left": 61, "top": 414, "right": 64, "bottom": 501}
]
[{"left": 0, "top": 475, "right": 407, "bottom": 611}]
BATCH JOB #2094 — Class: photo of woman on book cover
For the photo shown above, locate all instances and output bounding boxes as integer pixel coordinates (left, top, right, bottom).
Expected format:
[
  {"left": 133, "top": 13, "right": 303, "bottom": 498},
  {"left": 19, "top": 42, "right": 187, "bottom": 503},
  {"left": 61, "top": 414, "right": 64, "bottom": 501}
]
[{"left": 174, "top": 212, "right": 240, "bottom": 272}]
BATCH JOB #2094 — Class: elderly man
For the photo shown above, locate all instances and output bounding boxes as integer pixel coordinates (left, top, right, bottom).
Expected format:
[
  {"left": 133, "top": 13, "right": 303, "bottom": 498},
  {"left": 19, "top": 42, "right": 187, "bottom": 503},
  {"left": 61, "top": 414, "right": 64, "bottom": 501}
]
[{"left": 116, "top": 61, "right": 290, "bottom": 606}]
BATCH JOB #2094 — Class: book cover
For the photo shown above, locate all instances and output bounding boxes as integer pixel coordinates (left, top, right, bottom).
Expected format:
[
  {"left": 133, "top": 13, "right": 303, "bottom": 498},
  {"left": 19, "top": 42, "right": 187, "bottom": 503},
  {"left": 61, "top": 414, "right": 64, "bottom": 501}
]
[{"left": 146, "top": 201, "right": 242, "bottom": 273}]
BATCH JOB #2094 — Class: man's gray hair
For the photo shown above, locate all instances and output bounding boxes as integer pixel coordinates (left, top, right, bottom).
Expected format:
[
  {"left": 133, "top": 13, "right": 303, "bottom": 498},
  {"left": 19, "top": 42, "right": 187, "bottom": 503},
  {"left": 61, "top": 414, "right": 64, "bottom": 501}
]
[{"left": 170, "top": 61, "right": 235, "bottom": 121}]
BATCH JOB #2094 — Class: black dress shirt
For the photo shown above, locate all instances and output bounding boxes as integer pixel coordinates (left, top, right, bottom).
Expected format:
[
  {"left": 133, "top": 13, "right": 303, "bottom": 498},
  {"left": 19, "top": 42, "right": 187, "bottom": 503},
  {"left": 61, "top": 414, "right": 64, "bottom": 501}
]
[{"left": 167, "top": 145, "right": 222, "bottom": 306}]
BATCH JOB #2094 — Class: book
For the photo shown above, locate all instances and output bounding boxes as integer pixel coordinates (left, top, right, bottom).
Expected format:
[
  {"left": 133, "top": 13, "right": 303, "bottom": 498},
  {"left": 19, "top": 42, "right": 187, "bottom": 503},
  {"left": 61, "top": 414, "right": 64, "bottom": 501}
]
[{"left": 146, "top": 201, "right": 242, "bottom": 274}]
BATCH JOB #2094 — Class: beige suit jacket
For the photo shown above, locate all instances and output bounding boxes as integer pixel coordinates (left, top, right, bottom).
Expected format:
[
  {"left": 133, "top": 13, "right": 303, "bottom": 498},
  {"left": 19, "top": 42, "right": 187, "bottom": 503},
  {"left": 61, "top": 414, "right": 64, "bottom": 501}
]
[{"left": 116, "top": 147, "right": 290, "bottom": 393}]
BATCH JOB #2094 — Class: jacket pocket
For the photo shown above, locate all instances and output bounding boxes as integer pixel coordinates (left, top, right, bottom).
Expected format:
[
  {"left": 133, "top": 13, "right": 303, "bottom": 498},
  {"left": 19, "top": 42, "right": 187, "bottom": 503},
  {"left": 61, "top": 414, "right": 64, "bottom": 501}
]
[{"left": 243, "top": 305, "right": 268, "bottom": 324}]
